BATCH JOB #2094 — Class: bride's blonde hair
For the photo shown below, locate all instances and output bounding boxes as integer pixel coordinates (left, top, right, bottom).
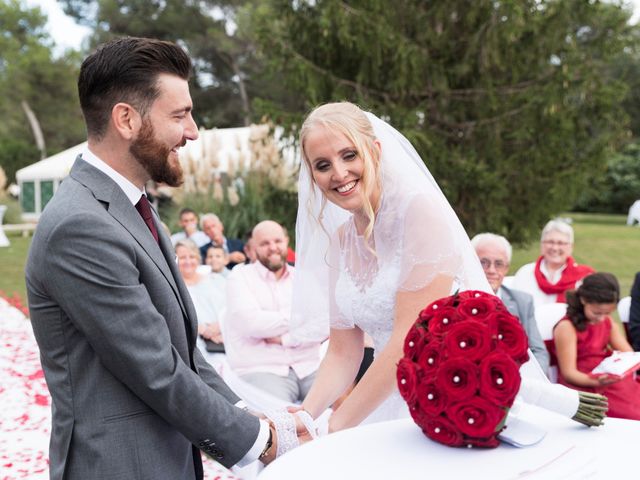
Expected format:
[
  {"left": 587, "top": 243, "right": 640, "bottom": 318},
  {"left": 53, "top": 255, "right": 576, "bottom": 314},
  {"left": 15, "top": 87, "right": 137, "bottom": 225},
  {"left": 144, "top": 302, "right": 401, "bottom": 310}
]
[{"left": 300, "top": 102, "right": 382, "bottom": 245}]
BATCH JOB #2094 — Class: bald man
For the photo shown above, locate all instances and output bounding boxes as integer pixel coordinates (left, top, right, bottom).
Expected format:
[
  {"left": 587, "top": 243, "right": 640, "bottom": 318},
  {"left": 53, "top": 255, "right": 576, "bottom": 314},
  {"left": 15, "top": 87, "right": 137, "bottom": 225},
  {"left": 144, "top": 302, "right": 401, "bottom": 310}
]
[{"left": 224, "top": 221, "right": 321, "bottom": 402}]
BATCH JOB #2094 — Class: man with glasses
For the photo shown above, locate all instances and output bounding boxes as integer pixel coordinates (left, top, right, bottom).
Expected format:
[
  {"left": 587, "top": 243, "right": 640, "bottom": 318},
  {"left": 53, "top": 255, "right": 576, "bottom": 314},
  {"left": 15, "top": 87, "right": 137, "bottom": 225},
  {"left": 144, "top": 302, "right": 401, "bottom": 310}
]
[
  {"left": 513, "top": 219, "right": 594, "bottom": 305},
  {"left": 472, "top": 233, "right": 550, "bottom": 376}
]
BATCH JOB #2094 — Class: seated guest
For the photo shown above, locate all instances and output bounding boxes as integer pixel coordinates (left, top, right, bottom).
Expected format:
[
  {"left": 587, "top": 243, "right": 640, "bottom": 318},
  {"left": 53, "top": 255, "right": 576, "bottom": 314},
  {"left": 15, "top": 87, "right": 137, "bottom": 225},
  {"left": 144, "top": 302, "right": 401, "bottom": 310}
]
[
  {"left": 176, "top": 239, "right": 225, "bottom": 350},
  {"left": 170, "top": 208, "right": 210, "bottom": 247},
  {"left": 205, "top": 244, "right": 230, "bottom": 278},
  {"left": 471, "top": 233, "right": 550, "bottom": 375},
  {"left": 553, "top": 272, "right": 640, "bottom": 420},
  {"left": 629, "top": 272, "right": 640, "bottom": 351},
  {"left": 200, "top": 213, "right": 246, "bottom": 269},
  {"left": 225, "top": 220, "right": 321, "bottom": 403},
  {"left": 513, "top": 219, "right": 594, "bottom": 305},
  {"left": 242, "top": 229, "right": 257, "bottom": 264}
]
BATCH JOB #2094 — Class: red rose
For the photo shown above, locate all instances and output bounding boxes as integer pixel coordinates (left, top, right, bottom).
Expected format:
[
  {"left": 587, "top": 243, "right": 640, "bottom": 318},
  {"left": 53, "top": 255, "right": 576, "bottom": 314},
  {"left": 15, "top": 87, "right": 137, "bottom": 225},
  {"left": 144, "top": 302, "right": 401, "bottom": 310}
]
[
  {"left": 420, "top": 296, "right": 457, "bottom": 324},
  {"left": 404, "top": 325, "right": 429, "bottom": 361},
  {"left": 495, "top": 314, "right": 529, "bottom": 364},
  {"left": 417, "top": 340, "right": 443, "bottom": 375},
  {"left": 416, "top": 379, "right": 447, "bottom": 417},
  {"left": 482, "top": 311, "right": 513, "bottom": 336},
  {"left": 455, "top": 290, "right": 493, "bottom": 302},
  {"left": 444, "top": 320, "right": 492, "bottom": 362},
  {"left": 446, "top": 397, "right": 507, "bottom": 438},
  {"left": 397, "top": 358, "right": 420, "bottom": 405},
  {"left": 457, "top": 296, "right": 497, "bottom": 319},
  {"left": 422, "top": 415, "right": 464, "bottom": 447},
  {"left": 464, "top": 436, "right": 501, "bottom": 448},
  {"left": 436, "top": 357, "right": 479, "bottom": 401},
  {"left": 427, "top": 307, "right": 461, "bottom": 338},
  {"left": 479, "top": 352, "right": 522, "bottom": 407}
]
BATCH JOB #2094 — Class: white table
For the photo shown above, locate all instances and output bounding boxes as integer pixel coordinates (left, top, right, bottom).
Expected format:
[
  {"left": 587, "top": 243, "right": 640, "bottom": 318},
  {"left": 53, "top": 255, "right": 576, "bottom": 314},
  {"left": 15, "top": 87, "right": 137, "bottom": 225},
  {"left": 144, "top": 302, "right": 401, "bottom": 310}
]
[{"left": 259, "top": 404, "right": 640, "bottom": 479}]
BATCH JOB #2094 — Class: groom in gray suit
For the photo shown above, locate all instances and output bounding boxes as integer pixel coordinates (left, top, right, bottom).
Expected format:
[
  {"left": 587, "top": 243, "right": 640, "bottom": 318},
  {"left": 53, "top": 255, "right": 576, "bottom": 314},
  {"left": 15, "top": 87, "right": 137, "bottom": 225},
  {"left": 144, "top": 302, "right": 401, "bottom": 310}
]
[
  {"left": 25, "top": 37, "right": 280, "bottom": 479},
  {"left": 471, "top": 233, "right": 550, "bottom": 376}
]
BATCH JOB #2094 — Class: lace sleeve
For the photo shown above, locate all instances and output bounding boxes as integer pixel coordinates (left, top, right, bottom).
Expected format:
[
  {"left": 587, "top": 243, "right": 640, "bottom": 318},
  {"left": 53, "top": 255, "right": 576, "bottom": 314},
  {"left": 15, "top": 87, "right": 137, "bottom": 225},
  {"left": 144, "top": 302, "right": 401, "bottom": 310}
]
[{"left": 397, "top": 192, "right": 488, "bottom": 294}]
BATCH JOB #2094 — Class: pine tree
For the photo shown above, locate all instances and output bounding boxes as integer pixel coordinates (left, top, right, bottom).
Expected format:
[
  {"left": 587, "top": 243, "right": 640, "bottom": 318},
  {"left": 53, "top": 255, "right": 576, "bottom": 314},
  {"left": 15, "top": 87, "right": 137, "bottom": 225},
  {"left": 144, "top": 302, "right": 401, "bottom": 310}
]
[{"left": 251, "top": 0, "right": 636, "bottom": 241}]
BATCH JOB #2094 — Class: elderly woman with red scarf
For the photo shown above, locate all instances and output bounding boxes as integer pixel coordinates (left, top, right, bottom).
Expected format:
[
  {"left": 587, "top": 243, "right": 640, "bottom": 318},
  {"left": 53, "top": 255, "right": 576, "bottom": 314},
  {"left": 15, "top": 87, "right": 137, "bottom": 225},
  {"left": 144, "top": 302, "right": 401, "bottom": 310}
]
[{"left": 513, "top": 219, "right": 594, "bottom": 305}]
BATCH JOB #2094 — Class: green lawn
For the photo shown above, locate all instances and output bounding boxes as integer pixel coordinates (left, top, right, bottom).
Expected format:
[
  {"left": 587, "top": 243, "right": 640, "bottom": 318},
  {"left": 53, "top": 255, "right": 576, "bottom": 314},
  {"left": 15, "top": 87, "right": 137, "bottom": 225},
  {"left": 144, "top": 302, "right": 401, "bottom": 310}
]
[
  {"left": 1, "top": 212, "right": 638, "bottom": 307},
  {"left": 0, "top": 232, "right": 31, "bottom": 303},
  {"left": 510, "top": 213, "right": 640, "bottom": 296}
]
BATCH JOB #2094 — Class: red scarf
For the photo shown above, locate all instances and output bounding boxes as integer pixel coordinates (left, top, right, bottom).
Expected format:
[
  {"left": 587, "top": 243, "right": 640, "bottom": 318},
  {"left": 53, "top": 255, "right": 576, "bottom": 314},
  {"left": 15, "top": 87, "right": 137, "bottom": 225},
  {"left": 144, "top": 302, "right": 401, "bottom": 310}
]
[{"left": 534, "top": 255, "right": 594, "bottom": 303}]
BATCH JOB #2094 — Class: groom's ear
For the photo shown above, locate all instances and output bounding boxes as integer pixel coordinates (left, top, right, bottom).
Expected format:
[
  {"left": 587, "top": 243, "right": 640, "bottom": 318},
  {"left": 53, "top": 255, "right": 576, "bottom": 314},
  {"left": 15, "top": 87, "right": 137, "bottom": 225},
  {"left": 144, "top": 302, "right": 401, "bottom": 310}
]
[{"left": 111, "top": 102, "right": 142, "bottom": 140}]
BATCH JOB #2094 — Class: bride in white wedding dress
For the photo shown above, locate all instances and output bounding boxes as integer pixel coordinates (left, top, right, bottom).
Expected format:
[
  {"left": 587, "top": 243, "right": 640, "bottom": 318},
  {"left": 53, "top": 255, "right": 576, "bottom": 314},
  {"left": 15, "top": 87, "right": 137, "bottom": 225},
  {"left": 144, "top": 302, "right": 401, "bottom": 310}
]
[{"left": 290, "top": 102, "right": 493, "bottom": 432}]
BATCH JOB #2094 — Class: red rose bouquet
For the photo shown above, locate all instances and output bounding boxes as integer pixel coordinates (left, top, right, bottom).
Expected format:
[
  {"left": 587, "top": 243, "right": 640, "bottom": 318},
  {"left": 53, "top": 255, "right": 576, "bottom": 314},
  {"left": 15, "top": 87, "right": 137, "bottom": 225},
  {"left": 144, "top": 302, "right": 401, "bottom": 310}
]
[{"left": 397, "top": 290, "right": 529, "bottom": 448}]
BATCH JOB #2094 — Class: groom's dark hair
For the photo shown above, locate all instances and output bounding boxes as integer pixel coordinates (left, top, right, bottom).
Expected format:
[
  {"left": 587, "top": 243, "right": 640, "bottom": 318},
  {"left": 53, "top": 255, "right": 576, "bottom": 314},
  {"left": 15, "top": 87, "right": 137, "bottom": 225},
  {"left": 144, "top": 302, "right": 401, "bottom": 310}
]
[{"left": 78, "top": 36, "right": 192, "bottom": 139}]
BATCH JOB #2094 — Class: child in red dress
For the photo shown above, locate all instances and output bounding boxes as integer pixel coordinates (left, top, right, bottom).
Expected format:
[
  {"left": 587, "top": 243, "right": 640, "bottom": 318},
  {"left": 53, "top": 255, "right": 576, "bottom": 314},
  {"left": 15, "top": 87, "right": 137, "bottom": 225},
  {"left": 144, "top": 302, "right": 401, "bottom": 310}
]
[{"left": 553, "top": 272, "right": 640, "bottom": 420}]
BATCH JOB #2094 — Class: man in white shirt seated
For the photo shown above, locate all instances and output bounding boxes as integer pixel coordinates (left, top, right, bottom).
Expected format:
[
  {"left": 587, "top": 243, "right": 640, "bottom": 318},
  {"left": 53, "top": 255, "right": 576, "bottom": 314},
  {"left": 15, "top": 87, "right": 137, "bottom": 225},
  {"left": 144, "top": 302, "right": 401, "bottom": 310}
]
[
  {"left": 170, "top": 207, "right": 210, "bottom": 247},
  {"left": 471, "top": 233, "right": 550, "bottom": 376},
  {"left": 224, "top": 220, "right": 321, "bottom": 403}
]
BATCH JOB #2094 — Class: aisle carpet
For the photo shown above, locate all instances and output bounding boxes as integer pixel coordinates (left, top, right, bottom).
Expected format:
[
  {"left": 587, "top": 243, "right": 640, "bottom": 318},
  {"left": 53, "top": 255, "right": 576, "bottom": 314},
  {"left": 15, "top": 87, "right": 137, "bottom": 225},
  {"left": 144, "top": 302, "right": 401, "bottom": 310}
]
[{"left": 0, "top": 298, "right": 237, "bottom": 480}]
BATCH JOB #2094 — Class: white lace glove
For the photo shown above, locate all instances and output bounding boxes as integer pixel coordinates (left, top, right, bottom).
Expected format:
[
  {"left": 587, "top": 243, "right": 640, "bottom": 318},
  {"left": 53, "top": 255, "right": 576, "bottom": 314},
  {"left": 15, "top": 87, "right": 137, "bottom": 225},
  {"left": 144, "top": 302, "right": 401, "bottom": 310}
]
[{"left": 265, "top": 409, "right": 318, "bottom": 458}]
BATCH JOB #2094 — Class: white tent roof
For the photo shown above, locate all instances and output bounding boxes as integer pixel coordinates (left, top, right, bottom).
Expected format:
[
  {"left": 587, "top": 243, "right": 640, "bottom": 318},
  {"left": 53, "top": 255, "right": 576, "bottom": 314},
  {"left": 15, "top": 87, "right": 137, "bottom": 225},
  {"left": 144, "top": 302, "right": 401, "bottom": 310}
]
[{"left": 16, "top": 142, "right": 87, "bottom": 183}]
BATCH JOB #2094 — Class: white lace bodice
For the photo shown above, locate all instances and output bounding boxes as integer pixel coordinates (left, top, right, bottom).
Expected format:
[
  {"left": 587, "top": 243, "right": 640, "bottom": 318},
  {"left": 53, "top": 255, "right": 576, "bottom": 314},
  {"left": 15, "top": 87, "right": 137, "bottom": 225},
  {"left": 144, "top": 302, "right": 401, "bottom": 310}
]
[
  {"left": 332, "top": 220, "right": 409, "bottom": 423},
  {"left": 333, "top": 240, "right": 400, "bottom": 353}
]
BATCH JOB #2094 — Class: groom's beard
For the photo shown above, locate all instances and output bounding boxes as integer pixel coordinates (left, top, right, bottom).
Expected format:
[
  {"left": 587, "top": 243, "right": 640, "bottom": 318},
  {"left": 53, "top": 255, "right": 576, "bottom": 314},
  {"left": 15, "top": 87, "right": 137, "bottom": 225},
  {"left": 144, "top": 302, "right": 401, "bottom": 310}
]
[{"left": 131, "top": 119, "right": 184, "bottom": 187}]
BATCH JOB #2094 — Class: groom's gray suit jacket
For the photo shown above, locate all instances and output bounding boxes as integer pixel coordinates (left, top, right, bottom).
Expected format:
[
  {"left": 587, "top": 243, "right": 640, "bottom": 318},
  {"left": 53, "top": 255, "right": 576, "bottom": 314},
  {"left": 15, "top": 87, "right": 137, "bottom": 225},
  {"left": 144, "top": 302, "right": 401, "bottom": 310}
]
[{"left": 26, "top": 158, "right": 259, "bottom": 480}]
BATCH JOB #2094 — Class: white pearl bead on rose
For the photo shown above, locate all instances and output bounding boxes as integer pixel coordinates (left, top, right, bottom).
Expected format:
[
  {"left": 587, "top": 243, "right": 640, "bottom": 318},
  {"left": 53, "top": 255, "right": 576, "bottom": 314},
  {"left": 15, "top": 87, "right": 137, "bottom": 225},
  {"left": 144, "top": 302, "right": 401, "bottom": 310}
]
[
  {"left": 453, "top": 375, "right": 460, "bottom": 383},
  {"left": 498, "top": 334, "right": 503, "bottom": 340},
  {"left": 496, "top": 377, "right": 504, "bottom": 385},
  {"left": 401, "top": 378, "right": 407, "bottom": 385},
  {"left": 434, "top": 427, "right": 441, "bottom": 433},
  {"left": 409, "top": 341, "right": 415, "bottom": 347},
  {"left": 428, "top": 358, "right": 434, "bottom": 364},
  {"left": 459, "top": 341, "right": 466, "bottom": 348},
  {"left": 433, "top": 305, "right": 438, "bottom": 310},
  {"left": 427, "top": 393, "right": 434, "bottom": 400},
  {"left": 468, "top": 418, "right": 475, "bottom": 425},
  {"left": 471, "top": 308, "right": 478, "bottom": 314},
  {"left": 474, "top": 293, "right": 481, "bottom": 298},
  {"left": 443, "top": 318, "right": 449, "bottom": 325}
]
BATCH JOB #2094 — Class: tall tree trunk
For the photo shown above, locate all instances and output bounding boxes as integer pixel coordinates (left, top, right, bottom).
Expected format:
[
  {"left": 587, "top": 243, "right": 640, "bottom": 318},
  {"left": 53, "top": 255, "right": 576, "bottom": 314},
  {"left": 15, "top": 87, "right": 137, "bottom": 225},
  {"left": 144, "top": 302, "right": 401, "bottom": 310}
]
[
  {"left": 21, "top": 100, "right": 46, "bottom": 160},
  {"left": 231, "top": 60, "right": 251, "bottom": 126}
]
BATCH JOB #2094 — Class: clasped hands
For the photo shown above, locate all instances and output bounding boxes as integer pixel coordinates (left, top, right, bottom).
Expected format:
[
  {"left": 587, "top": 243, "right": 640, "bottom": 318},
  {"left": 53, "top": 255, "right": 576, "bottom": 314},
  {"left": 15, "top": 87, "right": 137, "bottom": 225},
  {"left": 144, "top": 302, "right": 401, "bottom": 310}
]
[{"left": 256, "top": 407, "right": 317, "bottom": 465}]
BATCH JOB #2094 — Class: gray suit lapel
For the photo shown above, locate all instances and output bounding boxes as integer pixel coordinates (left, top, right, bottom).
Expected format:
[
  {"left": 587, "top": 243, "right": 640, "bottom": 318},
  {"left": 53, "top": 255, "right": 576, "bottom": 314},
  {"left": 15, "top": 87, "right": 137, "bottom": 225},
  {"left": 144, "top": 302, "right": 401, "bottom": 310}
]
[
  {"left": 499, "top": 287, "right": 518, "bottom": 316},
  {"left": 69, "top": 157, "right": 195, "bottom": 336}
]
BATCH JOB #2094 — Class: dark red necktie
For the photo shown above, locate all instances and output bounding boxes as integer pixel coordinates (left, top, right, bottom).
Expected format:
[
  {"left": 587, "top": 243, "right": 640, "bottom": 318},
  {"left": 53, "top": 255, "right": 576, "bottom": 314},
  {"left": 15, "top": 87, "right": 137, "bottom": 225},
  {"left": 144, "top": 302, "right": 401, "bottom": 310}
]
[{"left": 135, "top": 195, "right": 159, "bottom": 244}]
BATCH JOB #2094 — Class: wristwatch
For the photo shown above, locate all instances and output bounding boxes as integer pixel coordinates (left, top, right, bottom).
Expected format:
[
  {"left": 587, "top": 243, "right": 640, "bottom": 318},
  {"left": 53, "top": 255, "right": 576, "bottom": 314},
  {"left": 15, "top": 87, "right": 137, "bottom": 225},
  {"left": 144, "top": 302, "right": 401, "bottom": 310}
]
[{"left": 259, "top": 424, "right": 274, "bottom": 461}]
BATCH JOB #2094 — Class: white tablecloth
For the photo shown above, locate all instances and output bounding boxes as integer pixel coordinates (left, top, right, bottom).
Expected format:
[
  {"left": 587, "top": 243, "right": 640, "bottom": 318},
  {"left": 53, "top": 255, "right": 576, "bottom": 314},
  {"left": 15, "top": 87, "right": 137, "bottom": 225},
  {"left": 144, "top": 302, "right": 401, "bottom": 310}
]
[{"left": 259, "top": 404, "right": 640, "bottom": 480}]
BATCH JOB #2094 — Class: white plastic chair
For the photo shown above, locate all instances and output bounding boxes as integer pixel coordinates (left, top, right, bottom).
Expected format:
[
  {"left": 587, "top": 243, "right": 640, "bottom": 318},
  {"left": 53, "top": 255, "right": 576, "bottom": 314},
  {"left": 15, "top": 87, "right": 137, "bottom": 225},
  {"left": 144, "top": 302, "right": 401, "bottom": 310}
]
[
  {"left": 502, "top": 275, "right": 515, "bottom": 289},
  {"left": 618, "top": 296, "right": 631, "bottom": 324},
  {"left": 533, "top": 302, "right": 568, "bottom": 383},
  {"left": 618, "top": 296, "right": 632, "bottom": 341}
]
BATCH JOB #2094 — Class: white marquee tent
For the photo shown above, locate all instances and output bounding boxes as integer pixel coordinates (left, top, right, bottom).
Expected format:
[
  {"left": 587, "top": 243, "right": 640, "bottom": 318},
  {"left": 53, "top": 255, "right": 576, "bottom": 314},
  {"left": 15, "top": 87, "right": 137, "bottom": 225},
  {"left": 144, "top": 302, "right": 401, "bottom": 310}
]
[{"left": 16, "top": 142, "right": 87, "bottom": 221}]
